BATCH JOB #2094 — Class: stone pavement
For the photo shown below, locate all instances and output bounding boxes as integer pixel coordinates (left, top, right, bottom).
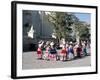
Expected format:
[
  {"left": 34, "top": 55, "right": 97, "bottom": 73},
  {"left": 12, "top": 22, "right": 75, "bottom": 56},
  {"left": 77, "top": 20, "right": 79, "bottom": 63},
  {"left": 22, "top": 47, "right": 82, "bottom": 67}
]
[{"left": 22, "top": 51, "right": 91, "bottom": 70}]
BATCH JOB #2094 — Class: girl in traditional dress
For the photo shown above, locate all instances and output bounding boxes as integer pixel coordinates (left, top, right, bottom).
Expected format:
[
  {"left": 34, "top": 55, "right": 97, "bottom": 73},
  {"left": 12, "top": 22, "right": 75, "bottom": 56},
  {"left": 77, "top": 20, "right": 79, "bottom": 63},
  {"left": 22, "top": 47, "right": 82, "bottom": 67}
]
[
  {"left": 49, "top": 42, "right": 57, "bottom": 61},
  {"left": 60, "top": 44, "right": 66, "bottom": 61},
  {"left": 43, "top": 45, "right": 50, "bottom": 60},
  {"left": 68, "top": 44, "right": 74, "bottom": 60},
  {"left": 37, "top": 41, "right": 44, "bottom": 59},
  {"left": 81, "top": 41, "right": 87, "bottom": 56},
  {"left": 86, "top": 42, "right": 91, "bottom": 56},
  {"left": 73, "top": 43, "right": 78, "bottom": 58},
  {"left": 77, "top": 44, "right": 82, "bottom": 58}
]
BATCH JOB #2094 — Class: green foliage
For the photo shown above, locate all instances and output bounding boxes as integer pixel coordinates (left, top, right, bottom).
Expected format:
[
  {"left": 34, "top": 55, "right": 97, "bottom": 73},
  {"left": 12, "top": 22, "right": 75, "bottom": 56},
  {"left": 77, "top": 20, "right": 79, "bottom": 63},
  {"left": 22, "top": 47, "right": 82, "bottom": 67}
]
[
  {"left": 74, "top": 21, "right": 90, "bottom": 40},
  {"left": 47, "top": 12, "right": 75, "bottom": 41},
  {"left": 47, "top": 11, "right": 90, "bottom": 42}
]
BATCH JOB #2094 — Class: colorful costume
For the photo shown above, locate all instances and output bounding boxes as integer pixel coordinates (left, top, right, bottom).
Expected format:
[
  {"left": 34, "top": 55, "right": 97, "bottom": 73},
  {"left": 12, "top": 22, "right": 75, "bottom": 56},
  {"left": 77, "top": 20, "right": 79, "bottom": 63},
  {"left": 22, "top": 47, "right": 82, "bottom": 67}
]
[
  {"left": 73, "top": 45, "right": 78, "bottom": 57},
  {"left": 60, "top": 47, "right": 67, "bottom": 61},
  {"left": 77, "top": 46, "right": 82, "bottom": 58},
  {"left": 49, "top": 47, "right": 57, "bottom": 60},
  {"left": 68, "top": 46, "right": 74, "bottom": 60},
  {"left": 61, "top": 48, "right": 66, "bottom": 57},
  {"left": 43, "top": 47, "right": 50, "bottom": 60},
  {"left": 86, "top": 44, "right": 91, "bottom": 56},
  {"left": 37, "top": 48, "right": 42, "bottom": 59}
]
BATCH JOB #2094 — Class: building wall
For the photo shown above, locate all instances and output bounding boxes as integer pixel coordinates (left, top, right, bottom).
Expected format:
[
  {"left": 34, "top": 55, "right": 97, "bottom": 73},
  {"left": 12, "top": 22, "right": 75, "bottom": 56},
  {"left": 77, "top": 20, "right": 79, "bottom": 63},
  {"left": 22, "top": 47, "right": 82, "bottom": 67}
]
[
  {"left": 23, "top": 10, "right": 54, "bottom": 51},
  {"left": 39, "top": 12, "right": 54, "bottom": 38}
]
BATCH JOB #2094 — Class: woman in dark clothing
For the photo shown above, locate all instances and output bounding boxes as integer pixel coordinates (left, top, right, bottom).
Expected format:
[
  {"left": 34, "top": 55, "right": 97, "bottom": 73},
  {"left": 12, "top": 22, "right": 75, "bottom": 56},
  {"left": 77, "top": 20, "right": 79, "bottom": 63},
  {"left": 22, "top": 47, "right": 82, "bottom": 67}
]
[{"left": 49, "top": 45, "right": 57, "bottom": 61}]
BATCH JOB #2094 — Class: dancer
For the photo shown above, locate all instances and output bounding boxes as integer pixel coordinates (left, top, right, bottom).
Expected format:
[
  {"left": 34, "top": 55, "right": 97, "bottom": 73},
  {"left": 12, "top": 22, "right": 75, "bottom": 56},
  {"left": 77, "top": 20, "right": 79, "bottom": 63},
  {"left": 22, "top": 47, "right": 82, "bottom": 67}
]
[
  {"left": 86, "top": 41, "right": 91, "bottom": 56},
  {"left": 37, "top": 40, "right": 44, "bottom": 59},
  {"left": 49, "top": 42, "right": 57, "bottom": 61},
  {"left": 60, "top": 44, "right": 66, "bottom": 61},
  {"left": 82, "top": 41, "right": 87, "bottom": 56},
  {"left": 43, "top": 45, "right": 50, "bottom": 60},
  {"left": 73, "top": 42, "right": 78, "bottom": 58},
  {"left": 68, "top": 43, "right": 74, "bottom": 60},
  {"left": 77, "top": 44, "right": 82, "bottom": 58}
]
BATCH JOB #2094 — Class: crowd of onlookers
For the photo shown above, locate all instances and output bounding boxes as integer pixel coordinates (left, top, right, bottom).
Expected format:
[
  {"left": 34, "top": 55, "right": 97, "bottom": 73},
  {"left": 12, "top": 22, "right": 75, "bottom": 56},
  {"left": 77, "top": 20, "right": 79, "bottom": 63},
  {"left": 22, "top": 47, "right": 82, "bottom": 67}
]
[{"left": 36, "top": 40, "right": 91, "bottom": 61}]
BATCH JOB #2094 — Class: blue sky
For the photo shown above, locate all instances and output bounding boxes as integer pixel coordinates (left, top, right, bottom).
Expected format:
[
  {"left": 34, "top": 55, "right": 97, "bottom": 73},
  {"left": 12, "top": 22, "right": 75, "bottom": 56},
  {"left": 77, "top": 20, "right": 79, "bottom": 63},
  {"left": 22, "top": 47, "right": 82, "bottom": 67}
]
[{"left": 74, "top": 13, "right": 91, "bottom": 24}]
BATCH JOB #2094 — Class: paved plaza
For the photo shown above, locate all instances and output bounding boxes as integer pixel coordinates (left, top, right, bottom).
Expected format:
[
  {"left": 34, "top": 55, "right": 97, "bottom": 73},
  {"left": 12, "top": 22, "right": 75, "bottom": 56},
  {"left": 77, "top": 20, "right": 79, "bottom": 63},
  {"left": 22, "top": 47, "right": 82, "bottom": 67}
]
[{"left": 22, "top": 51, "right": 91, "bottom": 70}]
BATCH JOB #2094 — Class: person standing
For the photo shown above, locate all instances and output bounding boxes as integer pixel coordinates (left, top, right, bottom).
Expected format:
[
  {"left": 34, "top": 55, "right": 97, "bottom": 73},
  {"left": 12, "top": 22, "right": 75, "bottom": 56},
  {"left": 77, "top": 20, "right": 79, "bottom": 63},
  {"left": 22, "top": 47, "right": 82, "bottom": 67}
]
[
  {"left": 82, "top": 41, "right": 87, "bottom": 56},
  {"left": 44, "top": 45, "right": 50, "bottom": 60},
  {"left": 77, "top": 44, "right": 82, "bottom": 58},
  {"left": 60, "top": 44, "right": 67, "bottom": 61},
  {"left": 68, "top": 44, "right": 74, "bottom": 60},
  {"left": 49, "top": 43, "right": 57, "bottom": 61},
  {"left": 73, "top": 43, "right": 78, "bottom": 58},
  {"left": 86, "top": 41, "right": 91, "bottom": 56},
  {"left": 37, "top": 40, "right": 44, "bottom": 59}
]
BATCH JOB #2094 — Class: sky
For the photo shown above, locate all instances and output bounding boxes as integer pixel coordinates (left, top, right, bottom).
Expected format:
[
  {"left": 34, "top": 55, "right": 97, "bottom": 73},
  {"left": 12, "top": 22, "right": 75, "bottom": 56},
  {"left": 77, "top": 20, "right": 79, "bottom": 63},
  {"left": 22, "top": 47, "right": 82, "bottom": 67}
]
[{"left": 74, "top": 13, "right": 91, "bottom": 24}]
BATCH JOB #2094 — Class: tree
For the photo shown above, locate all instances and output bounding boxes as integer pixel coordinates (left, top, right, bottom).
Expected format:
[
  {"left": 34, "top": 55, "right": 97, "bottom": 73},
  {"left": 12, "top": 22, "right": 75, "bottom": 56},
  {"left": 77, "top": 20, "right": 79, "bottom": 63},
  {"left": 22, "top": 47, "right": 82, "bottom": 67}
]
[
  {"left": 47, "top": 12, "right": 90, "bottom": 43},
  {"left": 47, "top": 12, "right": 74, "bottom": 42},
  {"left": 74, "top": 21, "right": 90, "bottom": 42},
  {"left": 79, "top": 23, "right": 90, "bottom": 41}
]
